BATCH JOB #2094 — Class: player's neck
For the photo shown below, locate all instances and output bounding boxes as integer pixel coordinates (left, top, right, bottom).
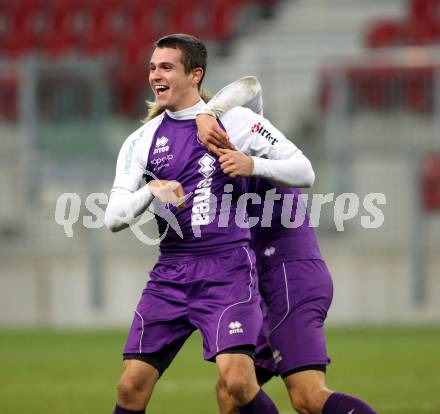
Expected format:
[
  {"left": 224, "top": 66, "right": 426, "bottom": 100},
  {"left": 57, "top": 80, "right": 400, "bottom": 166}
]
[{"left": 165, "top": 98, "right": 205, "bottom": 120}]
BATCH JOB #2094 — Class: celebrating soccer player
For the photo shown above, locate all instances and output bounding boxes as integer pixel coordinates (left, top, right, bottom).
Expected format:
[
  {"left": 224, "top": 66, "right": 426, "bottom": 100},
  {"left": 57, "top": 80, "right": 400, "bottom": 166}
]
[
  {"left": 196, "top": 77, "right": 379, "bottom": 414},
  {"left": 105, "top": 34, "right": 315, "bottom": 414}
]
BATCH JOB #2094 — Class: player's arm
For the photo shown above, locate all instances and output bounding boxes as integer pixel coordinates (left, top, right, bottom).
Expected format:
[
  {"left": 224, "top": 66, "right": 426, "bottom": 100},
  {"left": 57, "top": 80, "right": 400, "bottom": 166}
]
[
  {"left": 104, "top": 133, "right": 184, "bottom": 232},
  {"left": 196, "top": 76, "right": 262, "bottom": 155},
  {"left": 220, "top": 108, "right": 315, "bottom": 188}
]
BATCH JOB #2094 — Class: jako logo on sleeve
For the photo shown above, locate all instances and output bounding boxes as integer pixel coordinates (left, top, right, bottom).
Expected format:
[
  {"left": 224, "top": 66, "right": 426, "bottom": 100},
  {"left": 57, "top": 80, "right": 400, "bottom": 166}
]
[{"left": 251, "top": 122, "right": 279, "bottom": 146}]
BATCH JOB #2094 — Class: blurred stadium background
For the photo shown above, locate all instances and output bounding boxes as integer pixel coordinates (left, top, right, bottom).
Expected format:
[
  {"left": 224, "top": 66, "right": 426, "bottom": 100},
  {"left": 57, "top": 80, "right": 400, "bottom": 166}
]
[{"left": 1, "top": 0, "right": 440, "bottom": 413}]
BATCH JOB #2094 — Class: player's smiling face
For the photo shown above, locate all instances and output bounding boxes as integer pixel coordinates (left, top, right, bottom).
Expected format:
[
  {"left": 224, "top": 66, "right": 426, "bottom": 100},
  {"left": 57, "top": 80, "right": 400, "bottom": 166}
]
[{"left": 149, "top": 47, "right": 201, "bottom": 112}]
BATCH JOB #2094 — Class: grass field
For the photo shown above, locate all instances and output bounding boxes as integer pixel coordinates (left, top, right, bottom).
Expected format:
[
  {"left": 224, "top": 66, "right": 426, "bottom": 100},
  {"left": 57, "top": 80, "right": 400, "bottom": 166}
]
[{"left": 1, "top": 327, "right": 439, "bottom": 414}]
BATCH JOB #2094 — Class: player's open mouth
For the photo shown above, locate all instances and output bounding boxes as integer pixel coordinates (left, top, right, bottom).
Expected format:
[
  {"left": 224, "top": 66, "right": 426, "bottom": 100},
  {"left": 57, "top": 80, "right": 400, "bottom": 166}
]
[{"left": 154, "top": 85, "right": 170, "bottom": 96}]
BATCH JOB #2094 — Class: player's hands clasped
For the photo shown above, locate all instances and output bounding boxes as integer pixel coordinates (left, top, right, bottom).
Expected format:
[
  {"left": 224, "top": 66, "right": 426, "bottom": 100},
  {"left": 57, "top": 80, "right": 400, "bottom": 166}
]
[
  {"left": 196, "top": 113, "right": 235, "bottom": 156},
  {"left": 148, "top": 180, "right": 186, "bottom": 208},
  {"left": 218, "top": 149, "right": 254, "bottom": 178}
]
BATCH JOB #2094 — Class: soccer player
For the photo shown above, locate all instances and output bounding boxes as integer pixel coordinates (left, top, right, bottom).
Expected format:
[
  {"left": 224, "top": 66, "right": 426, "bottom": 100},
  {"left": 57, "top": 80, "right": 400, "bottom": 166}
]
[
  {"left": 196, "top": 77, "right": 379, "bottom": 414},
  {"left": 104, "top": 34, "right": 315, "bottom": 414}
]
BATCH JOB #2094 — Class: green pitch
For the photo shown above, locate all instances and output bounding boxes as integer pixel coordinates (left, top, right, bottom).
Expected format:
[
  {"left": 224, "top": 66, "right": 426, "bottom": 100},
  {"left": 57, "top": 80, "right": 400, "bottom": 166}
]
[{"left": 1, "top": 327, "right": 439, "bottom": 413}]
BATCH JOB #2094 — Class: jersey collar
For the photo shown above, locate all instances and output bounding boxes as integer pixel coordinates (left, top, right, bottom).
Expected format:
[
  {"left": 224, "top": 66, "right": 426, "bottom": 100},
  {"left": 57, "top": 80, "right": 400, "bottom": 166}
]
[{"left": 165, "top": 99, "right": 207, "bottom": 120}]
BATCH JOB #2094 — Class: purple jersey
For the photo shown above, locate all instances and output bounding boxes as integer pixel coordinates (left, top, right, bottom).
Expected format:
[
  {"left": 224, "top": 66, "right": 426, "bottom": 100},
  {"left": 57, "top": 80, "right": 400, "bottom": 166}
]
[
  {"left": 247, "top": 177, "right": 322, "bottom": 269},
  {"left": 109, "top": 101, "right": 310, "bottom": 256},
  {"left": 146, "top": 114, "right": 249, "bottom": 256}
]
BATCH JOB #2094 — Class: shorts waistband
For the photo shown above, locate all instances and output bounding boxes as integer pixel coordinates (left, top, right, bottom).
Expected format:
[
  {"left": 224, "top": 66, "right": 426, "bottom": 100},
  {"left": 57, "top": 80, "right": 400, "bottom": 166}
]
[{"left": 159, "top": 241, "right": 250, "bottom": 262}]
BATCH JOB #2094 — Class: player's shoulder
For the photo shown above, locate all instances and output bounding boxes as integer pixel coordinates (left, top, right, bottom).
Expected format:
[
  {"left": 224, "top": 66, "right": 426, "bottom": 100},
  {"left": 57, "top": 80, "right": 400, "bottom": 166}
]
[
  {"left": 219, "top": 106, "right": 257, "bottom": 125},
  {"left": 124, "top": 113, "right": 165, "bottom": 145},
  {"left": 119, "top": 113, "right": 165, "bottom": 160}
]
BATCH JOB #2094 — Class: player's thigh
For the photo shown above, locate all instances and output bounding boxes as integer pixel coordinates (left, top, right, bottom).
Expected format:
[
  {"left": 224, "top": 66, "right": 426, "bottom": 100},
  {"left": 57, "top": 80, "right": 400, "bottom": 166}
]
[
  {"left": 189, "top": 246, "right": 263, "bottom": 362},
  {"left": 124, "top": 260, "right": 195, "bottom": 375},
  {"left": 261, "top": 259, "right": 333, "bottom": 375}
]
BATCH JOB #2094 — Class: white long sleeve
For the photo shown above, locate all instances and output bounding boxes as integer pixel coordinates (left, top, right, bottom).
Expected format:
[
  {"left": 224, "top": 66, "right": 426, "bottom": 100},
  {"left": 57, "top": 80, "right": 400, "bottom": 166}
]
[
  {"left": 105, "top": 186, "right": 154, "bottom": 232},
  {"left": 219, "top": 107, "right": 315, "bottom": 188},
  {"left": 104, "top": 115, "right": 163, "bottom": 232},
  {"left": 203, "top": 76, "right": 263, "bottom": 117},
  {"left": 205, "top": 77, "right": 313, "bottom": 187},
  {"left": 252, "top": 152, "right": 315, "bottom": 187}
]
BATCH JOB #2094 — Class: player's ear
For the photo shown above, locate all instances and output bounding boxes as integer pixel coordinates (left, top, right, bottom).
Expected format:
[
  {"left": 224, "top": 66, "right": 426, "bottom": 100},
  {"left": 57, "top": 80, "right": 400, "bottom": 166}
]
[{"left": 192, "top": 68, "right": 204, "bottom": 87}]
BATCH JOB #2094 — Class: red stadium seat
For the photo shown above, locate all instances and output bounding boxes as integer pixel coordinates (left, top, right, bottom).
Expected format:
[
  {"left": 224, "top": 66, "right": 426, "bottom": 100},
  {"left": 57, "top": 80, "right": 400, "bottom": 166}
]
[
  {"left": 404, "top": 18, "right": 440, "bottom": 45},
  {"left": 402, "top": 67, "right": 434, "bottom": 112},
  {"left": 421, "top": 153, "right": 440, "bottom": 211},
  {"left": 365, "top": 19, "right": 404, "bottom": 48},
  {"left": 80, "top": 3, "right": 126, "bottom": 56},
  {"left": 409, "top": 0, "right": 440, "bottom": 20},
  {"left": 170, "top": 0, "right": 210, "bottom": 39},
  {"left": 0, "top": 2, "right": 42, "bottom": 56},
  {"left": 210, "top": 0, "right": 247, "bottom": 42},
  {"left": 39, "top": 1, "right": 86, "bottom": 56},
  {"left": 0, "top": 76, "right": 18, "bottom": 122}
]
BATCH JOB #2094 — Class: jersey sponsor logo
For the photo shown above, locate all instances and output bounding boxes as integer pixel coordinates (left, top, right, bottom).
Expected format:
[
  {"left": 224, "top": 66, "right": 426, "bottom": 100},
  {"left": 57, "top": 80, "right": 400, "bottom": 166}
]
[
  {"left": 191, "top": 154, "right": 216, "bottom": 226},
  {"left": 198, "top": 153, "right": 216, "bottom": 178},
  {"left": 151, "top": 154, "right": 174, "bottom": 165},
  {"left": 251, "top": 121, "right": 279, "bottom": 146},
  {"left": 228, "top": 321, "right": 244, "bottom": 334},
  {"left": 153, "top": 136, "right": 170, "bottom": 154}
]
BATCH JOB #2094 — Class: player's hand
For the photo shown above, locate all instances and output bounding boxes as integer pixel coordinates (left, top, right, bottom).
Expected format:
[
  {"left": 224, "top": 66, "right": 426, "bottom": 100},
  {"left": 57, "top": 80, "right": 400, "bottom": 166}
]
[
  {"left": 196, "top": 113, "right": 235, "bottom": 156},
  {"left": 218, "top": 148, "right": 254, "bottom": 178},
  {"left": 148, "top": 180, "right": 186, "bottom": 208}
]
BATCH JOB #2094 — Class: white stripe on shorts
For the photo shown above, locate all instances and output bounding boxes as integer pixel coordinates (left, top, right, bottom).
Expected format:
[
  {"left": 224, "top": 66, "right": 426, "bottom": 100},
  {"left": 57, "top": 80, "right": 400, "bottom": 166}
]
[
  {"left": 215, "top": 246, "right": 254, "bottom": 353},
  {"left": 269, "top": 262, "right": 290, "bottom": 334},
  {"left": 134, "top": 310, "right": 145, "bottom": 354}
]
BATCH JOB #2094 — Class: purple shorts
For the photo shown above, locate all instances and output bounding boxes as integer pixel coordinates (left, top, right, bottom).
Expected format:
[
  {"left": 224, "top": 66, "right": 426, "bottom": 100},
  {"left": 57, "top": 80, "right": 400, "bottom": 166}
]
[
  {"left": 124, "top": 246, "right": 262, "bottom": 363},
  {"left": 255, "top": 259, "right": 333, "bottom": 377}
]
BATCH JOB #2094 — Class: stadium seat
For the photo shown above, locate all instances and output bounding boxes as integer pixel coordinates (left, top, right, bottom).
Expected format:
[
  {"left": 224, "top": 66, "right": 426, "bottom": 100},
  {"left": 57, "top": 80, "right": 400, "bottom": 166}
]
[
  {"left": 365, "top": 19, "right": 404, "bottom": 48},
  {"left": 402, "top": 66, "right": 434, "bottom": 112},
  {"left": 170, "top": 0, "right": 210, "bottom": 39},
  {"left": 0, "top": 5, "right": 41, "bottom": 56},
  {"left": 409, "top": 0, "right": 440, "bottom": 21},
  {"left": 80, "top": 3, "right": 123, "bottom": 56},
  {"left": 39, "top": 1, "right": 85, "bottom": 56},
  {"left": 210, "top": 0, "right": 247, "bottom": 42},
  {"left": 421, "top": 153, "right": 440, "bottom": 211},
  {"left": 0, "top": 77, "right": 18, "bottom": 121}
]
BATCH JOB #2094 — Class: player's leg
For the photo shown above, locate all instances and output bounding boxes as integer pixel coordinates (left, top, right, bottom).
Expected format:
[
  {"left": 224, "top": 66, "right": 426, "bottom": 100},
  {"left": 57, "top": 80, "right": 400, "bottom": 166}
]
[
  {"left": 215, "top": 352, "right": 279, "bottom": 413},
  {"left": 114, "top": 359, "right": 159, "bottom": 412},
  {"left": 189, "top": 246, "right": 279, "bottom": 413},
  {"left": 266, "top": 259, "right": 378, "bottom": 414},
  {"left": 215, "top": 282, "right": 277, "bottom": 414},
  {"left": 216, "top": 352, "right": 259, "bottom": 406},
  {"left": 113, "top": 260, "right": 194, "bottom": 413},
  {"left": 216, "top": 376, "right": 238, "bottom": 414},
  {"left": 282, "top": 368, "right": 331, "bottom": 414},
  {"left": 283, "top": 368, "right": 378, "bottom": 414},
  {"left": 215, "top": 363, "right": 276, "bottom": 414}
]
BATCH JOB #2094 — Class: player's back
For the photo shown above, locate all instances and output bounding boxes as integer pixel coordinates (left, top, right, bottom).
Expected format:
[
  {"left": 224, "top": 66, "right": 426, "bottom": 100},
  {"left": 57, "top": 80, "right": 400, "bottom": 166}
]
[{"left": 248, "top": 177, "right": 322, "bottom": 269}]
